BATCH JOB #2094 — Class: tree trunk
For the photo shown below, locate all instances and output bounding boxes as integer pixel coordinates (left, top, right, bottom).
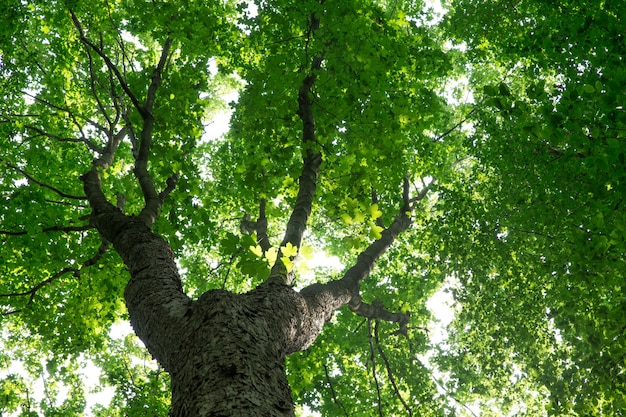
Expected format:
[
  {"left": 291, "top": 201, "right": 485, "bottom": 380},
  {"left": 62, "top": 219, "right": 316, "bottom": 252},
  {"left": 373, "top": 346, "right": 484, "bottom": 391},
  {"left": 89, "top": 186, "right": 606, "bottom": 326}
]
[
  {"left": 169, "top": 286, "right": 303, "bottom": 417},
  {"left": 82, "top": 163, "right": 410, "bottom": 415},
  {"left": 89, "top": 209, "right": 347, "bottom": 416}
]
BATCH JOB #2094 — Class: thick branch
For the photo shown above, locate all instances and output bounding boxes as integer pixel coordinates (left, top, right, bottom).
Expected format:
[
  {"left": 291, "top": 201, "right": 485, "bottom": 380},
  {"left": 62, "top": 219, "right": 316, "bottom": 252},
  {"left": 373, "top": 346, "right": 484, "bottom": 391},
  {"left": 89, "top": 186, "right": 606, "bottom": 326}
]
[
  {"left": 341, "top": 209, "right": 412, "bottom": 290},
  {"left": 256, "top": 198, "right": 271, "bottom": 252},
  {"left": 81, "top": 167, "right": 190, "bottom": 371},
  {"left": 136, "top": 37, "right": 173, "bottom": 227},
  {"left": 300, "top": 178, "right": 431, "bottom": 334},
  {"left": 240, "top": 199, "right": 272, "bottom": 252},
  {"left": 265, "top": 10, "right": 324, "bottom": 285},
  {"left": 158, "top": 172, "right": 180, "bottom": 202},
  {"left": 349, "top": 297, "right": 410, "bottom": 329},
  {"left": 91, "top": 126, "right": 127, "bottom": 172},
  {"left": 341, "top": 177, "right": 433, "bottom": 289},
  {"left": 267, "top": 73, "right": 322, "bottom": 285}
]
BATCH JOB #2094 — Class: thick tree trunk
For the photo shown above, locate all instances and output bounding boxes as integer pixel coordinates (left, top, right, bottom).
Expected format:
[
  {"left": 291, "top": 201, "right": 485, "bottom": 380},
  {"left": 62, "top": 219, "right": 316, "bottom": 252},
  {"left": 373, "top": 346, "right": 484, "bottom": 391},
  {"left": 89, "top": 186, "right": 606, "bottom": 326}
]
[
  {"left": 87, "top": 209, "right": 347, "bottom": 415},
  {"left": 169, "top": 285, "right": 312, "bottom": 417},
  {"left": 162, "top": 279, "right": 352, "bottom": 416},
  {"left": 82, "top": 167, "right": 408, "bottom": 416}
]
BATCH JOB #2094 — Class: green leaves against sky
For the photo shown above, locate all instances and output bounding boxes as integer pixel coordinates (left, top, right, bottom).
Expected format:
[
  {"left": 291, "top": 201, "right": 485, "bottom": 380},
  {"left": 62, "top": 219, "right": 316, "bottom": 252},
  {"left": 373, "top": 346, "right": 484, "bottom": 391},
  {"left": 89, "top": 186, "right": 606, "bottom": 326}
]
[{"left": 1, "top": 0, "right": 625, "bottom": 415}]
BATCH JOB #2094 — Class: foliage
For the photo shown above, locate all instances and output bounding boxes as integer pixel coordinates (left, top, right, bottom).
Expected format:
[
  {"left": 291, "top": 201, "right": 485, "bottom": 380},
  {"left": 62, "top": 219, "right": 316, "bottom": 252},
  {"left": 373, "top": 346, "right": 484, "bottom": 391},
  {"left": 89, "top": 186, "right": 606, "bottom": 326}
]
[{"left": 1, "top": 0, "right": 625, "bottom": 415}]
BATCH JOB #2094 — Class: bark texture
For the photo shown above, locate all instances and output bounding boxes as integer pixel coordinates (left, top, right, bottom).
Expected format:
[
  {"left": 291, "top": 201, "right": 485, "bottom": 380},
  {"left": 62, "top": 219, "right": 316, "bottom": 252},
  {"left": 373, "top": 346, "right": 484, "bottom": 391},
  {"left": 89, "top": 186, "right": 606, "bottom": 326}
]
[
  {"left": 169, "top": 283, "right": 337, "bottom": 417},
  {"left": 81, "top": 170, "right": 349, "bottom": 415},
  {"left": 83, "top": 164, "right": 413, "bottom": 416},
  {"left": 78, "top": 11, "right": 415, "bottom": 413}
]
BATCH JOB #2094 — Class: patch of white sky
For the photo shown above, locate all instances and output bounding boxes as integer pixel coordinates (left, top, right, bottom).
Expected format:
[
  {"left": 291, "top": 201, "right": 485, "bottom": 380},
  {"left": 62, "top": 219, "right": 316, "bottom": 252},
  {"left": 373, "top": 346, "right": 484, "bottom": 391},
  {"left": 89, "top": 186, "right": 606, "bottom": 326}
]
[{"left": 0, "top": 330, "right": 109, "bottom": 415}]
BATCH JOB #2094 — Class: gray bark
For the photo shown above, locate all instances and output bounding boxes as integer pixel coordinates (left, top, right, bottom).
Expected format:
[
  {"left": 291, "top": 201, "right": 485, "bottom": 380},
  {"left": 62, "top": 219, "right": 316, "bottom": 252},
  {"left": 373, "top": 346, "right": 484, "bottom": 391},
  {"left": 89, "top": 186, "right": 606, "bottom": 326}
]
[
  {"left": 83, "top": 165, "right": 415, "bottom": 416},
  {"left": 78, "top": 181, "right": 345, "bottom": 415},
  {"left": 169, "top": 283, "right": 337, "bottom": 417},
  {"left": 83, "top": 166, "right": 413, "bottom": 416}
]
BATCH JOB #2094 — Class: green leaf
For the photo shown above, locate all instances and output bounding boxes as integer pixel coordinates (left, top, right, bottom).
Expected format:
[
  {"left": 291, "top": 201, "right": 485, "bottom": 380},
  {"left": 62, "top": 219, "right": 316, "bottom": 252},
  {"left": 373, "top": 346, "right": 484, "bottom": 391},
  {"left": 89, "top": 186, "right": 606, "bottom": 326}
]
[
  {"left": 281, "top": 242, "right": 298, "bottom": 258},
  {"left": 249, "top": 245, "right": 263, "bottom": 258},
  {"left": 368, "top": 204, "right": 383, "bottom": 220}
]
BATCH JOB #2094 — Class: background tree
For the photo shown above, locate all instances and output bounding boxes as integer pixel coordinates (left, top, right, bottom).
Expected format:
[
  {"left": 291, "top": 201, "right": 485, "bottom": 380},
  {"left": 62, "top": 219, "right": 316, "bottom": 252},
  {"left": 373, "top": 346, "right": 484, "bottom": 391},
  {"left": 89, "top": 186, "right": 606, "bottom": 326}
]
[{"left": 1, "top": 0, "right": 624, "bottom": 416}]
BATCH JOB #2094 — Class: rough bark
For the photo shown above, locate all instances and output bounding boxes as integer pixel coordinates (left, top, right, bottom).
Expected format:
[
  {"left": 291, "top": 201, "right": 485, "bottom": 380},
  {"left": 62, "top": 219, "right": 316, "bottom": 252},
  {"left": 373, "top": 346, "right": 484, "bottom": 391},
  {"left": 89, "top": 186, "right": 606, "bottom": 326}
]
[
  {"left": 77, "top": 10, "right": 419, "bottom": 414},
  {"left": 169, "top": 283, "right": 330, "bottom": 417},
  {"left": 82, "top": 167, "right": 343, "bottom": 415},
  {"left": 79, "top": 194, "right": 324, "bottom": 415}
]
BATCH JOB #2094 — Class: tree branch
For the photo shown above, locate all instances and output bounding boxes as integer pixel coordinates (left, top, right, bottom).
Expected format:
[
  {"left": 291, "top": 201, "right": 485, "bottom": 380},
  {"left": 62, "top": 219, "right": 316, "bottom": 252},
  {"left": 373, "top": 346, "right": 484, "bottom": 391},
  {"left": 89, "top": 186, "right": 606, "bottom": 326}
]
[
  {"left": 240, "top": 199, "right": 272, "bottom": 252},
  {"left": 430, "top": 377, "right": 479, "bottom": 417},
  {"left": 368, "top": 319, "right": 384, "bottom": 417},
  {"left": 349, "top": 297, "right": 410, "bottom": 331},
  {"left": 158, "top": 172, "right": 180, "bottom": 202},
  {"left": 267, "top": 13, "right": 323, "bottom": 285},
  {"left": 136, "top": 37, "right": 173, "bottom": 227},
  {"left": 23, "top": 124, "right": 103, "bottom": 153},
  {"left": 256, "top": 198, "right": 272, "bottom": 252},
  {"left": 2, "top": 160, "right": 85, "bottom": 200},
  {"left": 323, "top": 363, "right": 349, "bottom": 417},
  {"left": 0, "top": 224, "right": 92, "bottom": 236},
  {"left": 85, "top": 40, "right": 114, "bottom": 129},
  {"left": 433, "top": 107, "right": 476, "bottom": 143},
  {"left": 1, "top": 241, "right": 109, "bottom": 316},
  {"left": 340, "top": 178, "right": 414, "bottom": 290},
  {"left": 91, "top": 126, "right": 127, "bottom": 172},
  {"left": 374, "top": 321, "right": 413, "bottom": 416},
  {"left": 80, "top": 167, "right": 119, "bottom": 224},
  {"left": 300, "top": 178, "right": 432, "bottom": 337},
  {"left": 70, "top": 10, "right": 146, "bottom": 118},
  {"left": 19, "top": 91, "right": 101, "bottom": 143},
  {"left": 72, "top": 9, "right": 174, "bottom": 227}
]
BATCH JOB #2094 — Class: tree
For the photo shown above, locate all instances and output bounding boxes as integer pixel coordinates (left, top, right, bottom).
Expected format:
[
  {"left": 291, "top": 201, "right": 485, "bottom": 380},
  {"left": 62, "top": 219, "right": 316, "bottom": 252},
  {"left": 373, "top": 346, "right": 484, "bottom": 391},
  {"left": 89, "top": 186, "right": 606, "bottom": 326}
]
[{"left": 1, "top": 0, "right": 624, "bottom": 416}]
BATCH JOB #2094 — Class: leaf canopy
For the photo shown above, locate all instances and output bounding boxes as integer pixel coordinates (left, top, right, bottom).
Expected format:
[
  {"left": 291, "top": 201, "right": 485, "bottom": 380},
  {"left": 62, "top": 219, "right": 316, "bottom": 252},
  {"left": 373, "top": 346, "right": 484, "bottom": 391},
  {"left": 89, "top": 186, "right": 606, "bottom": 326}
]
[{"left": 1, "top": 0, "right": 625, "bottom": 415}]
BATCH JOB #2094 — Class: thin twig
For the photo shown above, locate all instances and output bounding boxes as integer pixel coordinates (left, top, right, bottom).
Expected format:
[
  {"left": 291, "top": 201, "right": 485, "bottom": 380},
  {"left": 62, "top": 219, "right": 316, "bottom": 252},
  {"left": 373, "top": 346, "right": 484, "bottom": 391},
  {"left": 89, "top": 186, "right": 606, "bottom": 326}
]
[
  {"left": 23, "top": 124, "right": 103, "bottom": 153},
  {"left": 323, "top": 363, "right": 350, "bottom": 417},
  {"left": 0, "top": 224, "right": 91, "bottom": 236},
  {"left": 85, "top": 42, "right": 114, "bottom": 128},
  {"left": 433, "top": 107, "right": 476, "bottom": 142},
  {"left": 70, "top": 10, "right": 145, "bottom": 117},
  {"left": 1, "top": 240, "right": 109, "bottom": 315},
  {"left": 430, "top": 377, "right": 479, "bottom": 417},
  {"left": 374, "top": 321, "right": 413, "bottom": 416},
  {"left": 368, "top": 319, "right": 384, "bottom": 417}
]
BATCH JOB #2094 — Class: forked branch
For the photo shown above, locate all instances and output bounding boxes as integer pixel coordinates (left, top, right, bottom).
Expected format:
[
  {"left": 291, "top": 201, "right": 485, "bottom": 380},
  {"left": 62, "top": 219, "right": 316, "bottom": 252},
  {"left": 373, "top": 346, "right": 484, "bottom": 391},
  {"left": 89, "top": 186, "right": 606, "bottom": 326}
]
[
  {"left": 70, "top": 10, "right": 145, "bottom": 118},
  {"left": 71, "top": 10, "right": 175, "bottom": 228},
  {"left": 301, "top": 177, "right": 433, "bottom": 331},
  {"left": 341, "top": 177, "right": 415, "bottom": 289},
  {"left": 374, "top": 321, "right": 413, "bottom": 416}
]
